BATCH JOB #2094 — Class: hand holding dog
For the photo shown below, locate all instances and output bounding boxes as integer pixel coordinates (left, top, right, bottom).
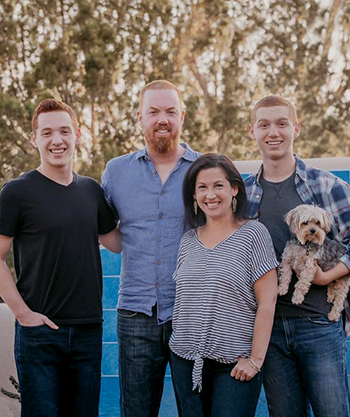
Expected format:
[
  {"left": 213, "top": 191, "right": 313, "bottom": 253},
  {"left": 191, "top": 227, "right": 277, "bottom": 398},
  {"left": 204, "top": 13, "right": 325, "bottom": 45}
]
[
  {"left": 295, "top": 265, "right": 333, "bottom": 286},
  {"left": 312, "top": 265, "right": 331, "bottom": 286},
  {"left": 312, "top": 262, "right": 350, "bottom": 286}
]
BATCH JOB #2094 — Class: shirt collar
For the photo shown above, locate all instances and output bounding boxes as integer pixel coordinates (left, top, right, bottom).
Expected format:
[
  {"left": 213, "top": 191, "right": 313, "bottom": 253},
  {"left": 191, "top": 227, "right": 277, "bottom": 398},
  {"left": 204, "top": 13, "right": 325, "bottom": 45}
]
[
  {"left": 135, "top": 142, "right": 198, "bottom": 162},
  {"left": 253, "top": 154, "right": 305, "bottom": 185},
  {"left": 294, "top": 154, "right": 308, "bottom": 182},
  {"left": 254, "top": 164, "right": 263, "bottom": 185},
  {"left": 180, "top": 142, "right": 198, "bottom": 162},
  {"left": 135, "top": 147, "right": 147, "bottom": 160}
]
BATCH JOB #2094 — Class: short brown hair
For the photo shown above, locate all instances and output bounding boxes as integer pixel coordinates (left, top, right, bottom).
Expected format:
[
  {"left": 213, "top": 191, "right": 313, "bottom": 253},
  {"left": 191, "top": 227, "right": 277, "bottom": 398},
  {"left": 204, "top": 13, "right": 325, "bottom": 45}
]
[
  {"left": 32, "top": 99, "right": 78, "bottom": 132},
  {"left": 139, "top": 80, "right": 183, "bottom": 112},
  {"left": 251, "top": 95, "right": 298, "bottom": 125}
]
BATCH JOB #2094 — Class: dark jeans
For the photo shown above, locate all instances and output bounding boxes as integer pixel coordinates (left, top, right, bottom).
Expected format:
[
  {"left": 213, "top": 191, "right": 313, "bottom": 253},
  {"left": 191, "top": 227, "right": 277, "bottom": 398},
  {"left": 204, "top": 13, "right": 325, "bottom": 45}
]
[
  {"left": 171, "top": 352, "right": 262, "bottom": 417},
  {"left": 263, "top": 316, "right": 350, "bottom": 417},
  {"left": 117, "top": 307, "right": 181, "bottom": 417},
  {"left": 14, "top": 322, "right": 102, "bottom": 417}
]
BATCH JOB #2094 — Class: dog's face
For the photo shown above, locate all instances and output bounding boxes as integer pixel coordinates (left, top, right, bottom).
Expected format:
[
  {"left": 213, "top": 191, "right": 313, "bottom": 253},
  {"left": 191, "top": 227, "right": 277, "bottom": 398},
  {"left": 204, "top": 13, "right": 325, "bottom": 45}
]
[{"left": 285, "top": 205, "right": 332, "bottom": 245}]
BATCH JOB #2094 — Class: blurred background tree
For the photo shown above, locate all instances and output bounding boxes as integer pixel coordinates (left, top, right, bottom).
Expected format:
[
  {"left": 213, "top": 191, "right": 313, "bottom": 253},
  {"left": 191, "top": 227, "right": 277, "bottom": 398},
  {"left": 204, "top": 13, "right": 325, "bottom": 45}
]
[{"left": 1, "top": 0, "right": 349, "bottom": 185}]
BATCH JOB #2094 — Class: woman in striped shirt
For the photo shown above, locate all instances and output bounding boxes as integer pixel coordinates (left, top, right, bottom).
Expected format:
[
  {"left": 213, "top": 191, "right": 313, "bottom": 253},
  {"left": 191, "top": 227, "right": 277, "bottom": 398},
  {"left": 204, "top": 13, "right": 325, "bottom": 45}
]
[{"left": 169, "top": 153, "right": 278, "bottom": 417}]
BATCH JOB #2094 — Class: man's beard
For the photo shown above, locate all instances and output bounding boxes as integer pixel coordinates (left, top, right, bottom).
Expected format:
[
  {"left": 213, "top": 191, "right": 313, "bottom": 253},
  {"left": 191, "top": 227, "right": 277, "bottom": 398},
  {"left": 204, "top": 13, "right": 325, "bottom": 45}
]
[{"left": 147, "top": 128, "right": 181, "bottom": 154}]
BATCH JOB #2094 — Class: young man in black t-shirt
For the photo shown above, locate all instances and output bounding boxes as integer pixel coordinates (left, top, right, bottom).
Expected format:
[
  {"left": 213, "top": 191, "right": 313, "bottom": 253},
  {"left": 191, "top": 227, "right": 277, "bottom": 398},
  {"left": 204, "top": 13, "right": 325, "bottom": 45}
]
[
  {"left": 0, "top": 99, "right": 120, "bottom": 417},
  {"left": 245, "top": 95, "right": 350, "bottom": 417}
]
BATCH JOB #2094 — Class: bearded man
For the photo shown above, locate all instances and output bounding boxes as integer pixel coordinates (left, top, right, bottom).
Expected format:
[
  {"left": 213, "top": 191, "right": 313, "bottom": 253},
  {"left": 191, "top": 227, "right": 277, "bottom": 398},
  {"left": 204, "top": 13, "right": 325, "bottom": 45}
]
[{"left": 102, "top": 80, "right": 200, "bottom": 417}]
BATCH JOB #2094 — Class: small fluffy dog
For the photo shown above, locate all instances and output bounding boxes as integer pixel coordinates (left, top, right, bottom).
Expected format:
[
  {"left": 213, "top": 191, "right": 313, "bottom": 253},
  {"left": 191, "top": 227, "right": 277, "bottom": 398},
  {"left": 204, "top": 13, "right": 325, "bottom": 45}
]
[{"left": 278, "top": 204, "right": 350, "bottom": 321}]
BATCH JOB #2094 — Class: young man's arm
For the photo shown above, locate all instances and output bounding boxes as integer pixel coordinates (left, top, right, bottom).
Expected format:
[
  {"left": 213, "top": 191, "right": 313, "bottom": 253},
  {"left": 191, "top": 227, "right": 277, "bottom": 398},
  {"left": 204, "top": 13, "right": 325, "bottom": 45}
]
[
  {"left": 313, "top": 263, "right": 350, "bottom": 286},
  {"left": 313, "top": 178, "right": 350, "bottom": 286},
  {"left": 99, "top": 225, "right": 122, "bottom": 253},
  {"left": 0, "top": 234, "right": 58, "bottom": 329}
]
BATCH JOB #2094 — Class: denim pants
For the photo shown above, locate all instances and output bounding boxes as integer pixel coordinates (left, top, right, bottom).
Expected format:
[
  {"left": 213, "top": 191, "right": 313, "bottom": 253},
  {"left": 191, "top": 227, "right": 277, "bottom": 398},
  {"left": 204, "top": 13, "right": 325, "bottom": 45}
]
[
  {"left": 263, "top": 316, "right": 350, "bottom": 417},
  {"left": 117, "top": 307, "right": 181, "bottom": 417},
  {"left": 170, "top": 352, "right": 262, "bottom": 417},
  {"left": 14, "top": 322, "right": 102, "bottom": 417}
]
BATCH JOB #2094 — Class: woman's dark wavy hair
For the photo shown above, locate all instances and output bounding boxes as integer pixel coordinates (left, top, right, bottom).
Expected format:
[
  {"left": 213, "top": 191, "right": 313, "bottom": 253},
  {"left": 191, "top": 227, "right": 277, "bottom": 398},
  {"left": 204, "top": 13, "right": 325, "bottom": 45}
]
[{"left": 183, "top": 153, "right": 248, "bottom": 229}]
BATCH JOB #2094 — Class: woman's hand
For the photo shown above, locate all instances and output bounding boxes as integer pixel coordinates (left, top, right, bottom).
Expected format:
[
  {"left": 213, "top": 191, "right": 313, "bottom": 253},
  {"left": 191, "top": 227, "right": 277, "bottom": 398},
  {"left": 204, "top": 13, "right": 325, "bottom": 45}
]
[{"left": 230, "top": 357, "right": 260, "bottom": 381}]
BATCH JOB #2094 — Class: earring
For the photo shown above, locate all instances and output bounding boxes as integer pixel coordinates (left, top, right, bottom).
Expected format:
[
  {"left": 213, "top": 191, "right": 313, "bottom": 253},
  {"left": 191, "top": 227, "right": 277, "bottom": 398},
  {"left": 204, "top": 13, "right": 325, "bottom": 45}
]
[
  {"left": 232, "top": 197, "right": 237, "bottom": 213},
  {"left": 194, "top": 200, "right": 198, "bottom": 215}
]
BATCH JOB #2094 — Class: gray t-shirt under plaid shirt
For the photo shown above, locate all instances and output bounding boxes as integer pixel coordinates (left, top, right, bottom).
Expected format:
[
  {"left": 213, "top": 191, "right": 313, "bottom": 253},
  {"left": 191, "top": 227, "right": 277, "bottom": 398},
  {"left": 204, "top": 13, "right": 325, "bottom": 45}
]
[{"left": 169, "top": 220, "right": 279, "bottom": 391}]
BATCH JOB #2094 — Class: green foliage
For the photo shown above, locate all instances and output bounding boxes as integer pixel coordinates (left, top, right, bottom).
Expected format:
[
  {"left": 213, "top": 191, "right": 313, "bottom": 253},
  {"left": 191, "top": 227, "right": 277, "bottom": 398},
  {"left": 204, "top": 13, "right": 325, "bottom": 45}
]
[{"left": 0, "top": 0, "right": 349, "bottom": 186}]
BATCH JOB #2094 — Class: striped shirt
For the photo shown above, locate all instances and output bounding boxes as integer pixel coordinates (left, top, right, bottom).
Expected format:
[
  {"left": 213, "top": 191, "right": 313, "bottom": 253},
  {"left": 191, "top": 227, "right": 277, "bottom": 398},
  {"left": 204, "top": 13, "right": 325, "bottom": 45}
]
[{"left": 169, "top": 220, "right": 279, "bottom": 391}]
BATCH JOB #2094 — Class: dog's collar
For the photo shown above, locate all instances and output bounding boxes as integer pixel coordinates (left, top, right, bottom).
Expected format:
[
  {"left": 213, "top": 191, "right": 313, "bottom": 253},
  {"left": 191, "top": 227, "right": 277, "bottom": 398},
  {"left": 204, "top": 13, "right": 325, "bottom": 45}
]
[{"left": 290, "top": 235, "right": 321, "bottom": 253}]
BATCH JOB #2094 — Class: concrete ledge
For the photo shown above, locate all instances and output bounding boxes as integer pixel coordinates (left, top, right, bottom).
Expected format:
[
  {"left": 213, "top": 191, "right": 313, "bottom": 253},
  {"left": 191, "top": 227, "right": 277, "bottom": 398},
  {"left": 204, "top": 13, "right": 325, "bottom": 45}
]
[{"left": 0, "top": 304, "right": 20, "bottom": 417}]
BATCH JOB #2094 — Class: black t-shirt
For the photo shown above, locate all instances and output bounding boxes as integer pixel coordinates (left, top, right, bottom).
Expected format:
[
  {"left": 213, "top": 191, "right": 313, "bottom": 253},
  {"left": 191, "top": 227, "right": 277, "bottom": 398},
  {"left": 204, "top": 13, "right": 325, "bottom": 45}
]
[
  {"left": 259, "top": 173, "right": 331, "bottom": 317},
  {"left": 0, "top": 170, "right": 116, "bottom": 325}
]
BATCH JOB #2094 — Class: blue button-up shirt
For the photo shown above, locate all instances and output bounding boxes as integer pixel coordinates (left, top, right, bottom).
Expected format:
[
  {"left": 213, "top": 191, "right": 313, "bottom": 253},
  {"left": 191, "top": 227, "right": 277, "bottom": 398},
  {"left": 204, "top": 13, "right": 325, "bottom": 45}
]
[
  {"left": 244, "top": 155, "right": 350, "bottom": 269},
  {"left": 102, "top": 143, "right": 200, "bottom": 323}
]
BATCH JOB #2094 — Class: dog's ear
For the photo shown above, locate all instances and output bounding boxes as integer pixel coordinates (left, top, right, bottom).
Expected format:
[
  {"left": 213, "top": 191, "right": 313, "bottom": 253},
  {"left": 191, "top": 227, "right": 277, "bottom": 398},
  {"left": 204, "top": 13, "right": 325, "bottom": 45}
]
[
  {"left": 320, "top": 210, "right": 332, "bottom": 233},
  {"left": 285, "top": 208, "right": 297, "bottom": 231}
]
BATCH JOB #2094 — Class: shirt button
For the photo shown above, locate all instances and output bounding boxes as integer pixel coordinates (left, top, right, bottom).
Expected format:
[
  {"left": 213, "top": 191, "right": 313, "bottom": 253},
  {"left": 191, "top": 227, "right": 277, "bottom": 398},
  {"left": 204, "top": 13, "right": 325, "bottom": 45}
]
[
  {"left": 157, "top": 237, "right": 162, "bottom": 242},
  {"left": 153, "top": 169, "right": 157, "bottom": 175},
  {"left": 156, "top": 260, "right": 161, "bottom": 265},
  {"left": 160, "top": 191, "right": 165, "bottom": 195},
  {"left": 158, "top": 213, "right": 163, "bottom": 219},
  {"left": 156, "top": 283, "right": 160, "bottom": 288}
]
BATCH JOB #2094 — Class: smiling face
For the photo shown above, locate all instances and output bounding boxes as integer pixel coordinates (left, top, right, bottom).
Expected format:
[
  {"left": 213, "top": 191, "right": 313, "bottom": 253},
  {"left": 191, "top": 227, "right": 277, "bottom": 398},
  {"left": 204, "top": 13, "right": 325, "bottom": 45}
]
[
  {"left": 138, "top": 89, "right": 185, "bottom": 154},
  {"left": 249, "top": 106, "right": 300, "bottom": 162},
  {"left": 194, "top": 167, "right": 237, "bottom": 222},
  {"left": 31, "top": 111, "right": 81, "bottom": 173}
]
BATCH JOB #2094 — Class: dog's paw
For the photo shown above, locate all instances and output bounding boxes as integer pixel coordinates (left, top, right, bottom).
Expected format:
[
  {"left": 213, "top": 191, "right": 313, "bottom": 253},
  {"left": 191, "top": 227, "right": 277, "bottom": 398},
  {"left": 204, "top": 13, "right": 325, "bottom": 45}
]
[
  {"left": 328, "top": 309, "right": 341, "bottom": 322},
  {"left": 278, "top": 285, "right": 288, "bottom": 296},
  {"left": 292, "top": 291, "right": 304, "bottom": 305},
  {"left": 327, "top": 291, "right": 335, "bottom": 303}
]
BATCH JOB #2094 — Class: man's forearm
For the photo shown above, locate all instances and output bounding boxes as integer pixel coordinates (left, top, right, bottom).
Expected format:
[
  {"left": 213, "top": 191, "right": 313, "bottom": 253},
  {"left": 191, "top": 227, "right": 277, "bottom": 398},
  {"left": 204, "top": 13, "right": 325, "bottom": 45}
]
[
  {"left": 313, "top": 262, "right": 350, "bottom": 286},
  {"left": 0, "top": 260, "right": 31, "bottom": 320}
]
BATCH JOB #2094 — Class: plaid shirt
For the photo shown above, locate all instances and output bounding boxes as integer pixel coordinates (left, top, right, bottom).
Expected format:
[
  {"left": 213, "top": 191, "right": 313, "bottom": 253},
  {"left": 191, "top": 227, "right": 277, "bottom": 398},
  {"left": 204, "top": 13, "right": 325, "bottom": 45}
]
[{"left": 244, "top": 155, "right": 350, "bottom": 270}]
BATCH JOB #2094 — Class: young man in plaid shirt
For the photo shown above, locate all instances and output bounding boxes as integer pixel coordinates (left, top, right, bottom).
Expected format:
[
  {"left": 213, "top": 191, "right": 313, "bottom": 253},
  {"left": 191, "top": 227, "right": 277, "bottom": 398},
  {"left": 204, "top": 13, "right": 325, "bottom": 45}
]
[{"left": 245, "top": 95, "right": 350, "bottom": 417}]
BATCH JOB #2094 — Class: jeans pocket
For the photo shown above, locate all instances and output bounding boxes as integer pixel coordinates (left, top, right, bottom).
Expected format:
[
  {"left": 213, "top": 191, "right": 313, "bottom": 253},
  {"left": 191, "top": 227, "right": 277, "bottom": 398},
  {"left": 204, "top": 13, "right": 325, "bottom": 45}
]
[
  {"left": 19, "top": 323, "right": 47, "bottom": 329},
  {"left": 117, "top": 309, "right": 138, "bottom": 318},
  {"left": 18, "top": 324, "right": 51, "bottom": 342},
  {"left": 306, "top": 316, "right": 335, "bottom": 325}
]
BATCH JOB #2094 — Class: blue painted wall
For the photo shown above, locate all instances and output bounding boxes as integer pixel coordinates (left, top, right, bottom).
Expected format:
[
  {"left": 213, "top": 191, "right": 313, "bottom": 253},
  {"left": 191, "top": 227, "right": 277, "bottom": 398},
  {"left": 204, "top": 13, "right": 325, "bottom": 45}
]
[{"left": 99, "top": 168, "right": 350, "bottom": 417}]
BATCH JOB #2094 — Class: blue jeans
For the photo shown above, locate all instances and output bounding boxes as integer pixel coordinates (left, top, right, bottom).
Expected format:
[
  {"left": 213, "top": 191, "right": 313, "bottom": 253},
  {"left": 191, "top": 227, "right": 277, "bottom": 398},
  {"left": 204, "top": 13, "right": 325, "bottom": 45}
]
[
  {"left": 263, "top": 316, "right": 350, "bottom": 417},
  {"left": 117, "top": 307, "right": 181, "bottom": 417},
  {"left": 170, "top": 352, "right": 262, "bottom": 417},
  {"left": 15, "top": 322, "right": 102, "bottom": 417}
]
